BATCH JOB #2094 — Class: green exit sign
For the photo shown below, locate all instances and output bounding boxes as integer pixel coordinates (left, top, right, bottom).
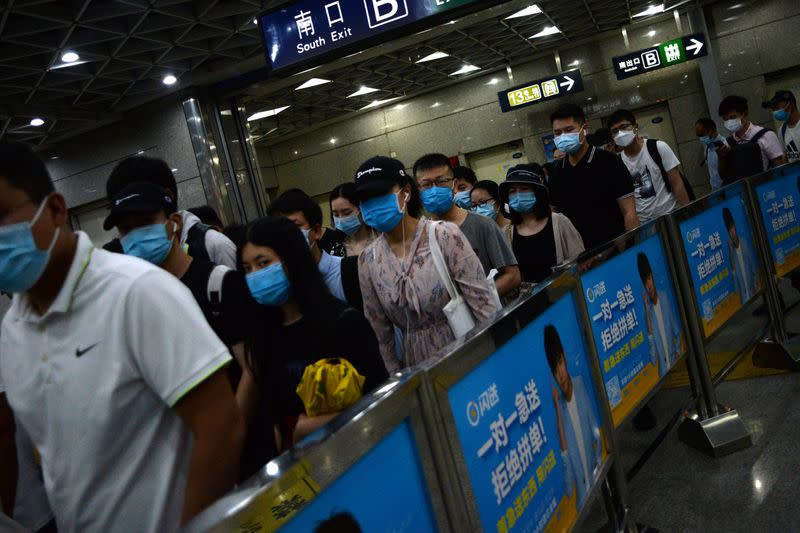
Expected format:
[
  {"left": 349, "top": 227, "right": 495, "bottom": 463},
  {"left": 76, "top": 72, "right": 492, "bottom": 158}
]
[{"left": 612, "top": 33, "right": 708, "bottom": 80}]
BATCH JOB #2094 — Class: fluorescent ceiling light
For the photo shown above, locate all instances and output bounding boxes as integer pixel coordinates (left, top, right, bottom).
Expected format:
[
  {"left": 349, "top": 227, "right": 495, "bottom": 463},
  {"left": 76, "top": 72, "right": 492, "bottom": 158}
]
[
  {"left": 162, "top": 74, "right": 177, "bottom": 85},
  {"left": 247, "top": 106, "right": 290, "bottom": 121},
  {"left": 450, "top": 64, "right": 481, "bottom": 76},
  {"left": 295, "top": 78, "right": 332, "bottom": 90},
  {"left": 486, "top": 78, "right": 501, "bottom": 85},
  {"left": 430, "top": 102, "right": 441, "bottom": 108},
  {"left": 505, "top": 5, "right": 542, "bottom": 19},
  {"left": 360, "top": 98, "right": 399, "bottom": 110},
  {"left": 61, "top": 51, "right": 79, "bottom": 63},
  {"left": 30, "top": 118, "right": 45, "bottom": 127},
  {"left": 50, "top": 60, "right": 89, "bottom": 70},
  {"left": 348, "top": 86, "right": 379, "bottom": 98},
  {"left": 646, "top": 30, "right": 657, "bottom": 37},
  {"left": 220, "top": 110, "right": 232, "bottom": 116},
  {"left": 568, "top": 60, "right": 580, "bottom": 67},
  {"left": 632, "top": 4, "right": 664, "bottom": 18},
  {"left": 530, "top": 26, "right": 560, "bottom": 38},
  {"left": 416, "top": 51, "right": 449, "bottom": 63}
]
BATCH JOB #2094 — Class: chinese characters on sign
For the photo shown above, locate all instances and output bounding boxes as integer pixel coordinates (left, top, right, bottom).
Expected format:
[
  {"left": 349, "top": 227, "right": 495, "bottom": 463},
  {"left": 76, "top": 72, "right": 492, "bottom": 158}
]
[
  {"left": 612, "top": 33, "right": 708, "bottom": 80},
  {"left": 498, "top": 70, "right": 584, "bottom": 113},
  {"left": 756, "top": 172, "right": 800, "bottom": 277}
]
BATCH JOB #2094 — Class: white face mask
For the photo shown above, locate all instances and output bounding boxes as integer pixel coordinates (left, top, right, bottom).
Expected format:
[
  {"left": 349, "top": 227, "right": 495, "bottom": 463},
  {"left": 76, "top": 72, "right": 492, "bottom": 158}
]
[
  {"left": 614, "top": 129, "right": 636, "bottom": 148},
  {"left": 724, "top": 118, "right": 743, "bottom": 133}
]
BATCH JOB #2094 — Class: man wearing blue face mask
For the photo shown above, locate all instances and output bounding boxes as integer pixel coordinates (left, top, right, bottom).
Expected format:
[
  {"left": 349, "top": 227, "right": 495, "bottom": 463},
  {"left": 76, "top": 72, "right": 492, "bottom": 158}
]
[
  {"left": 763, "top": 90, "right": 800, "bottom": 164},
  {"left": 0, "top": 143, "right": 243, "bottom": 532},
  {"left": 547, "top": 104, "right": 639, "bottom": 251},
  {"left": 413, "top": 154, "right": 521, "bottom": 299},
  {"left": 695, "top": 118, "right": 728, "bottom": 191}
]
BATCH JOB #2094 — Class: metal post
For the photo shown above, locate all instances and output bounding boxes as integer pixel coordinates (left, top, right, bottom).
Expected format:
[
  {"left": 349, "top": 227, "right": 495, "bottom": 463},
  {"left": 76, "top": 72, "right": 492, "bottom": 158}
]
[{"left": 688, "top": 7, "right": 723, "bottom": 121}]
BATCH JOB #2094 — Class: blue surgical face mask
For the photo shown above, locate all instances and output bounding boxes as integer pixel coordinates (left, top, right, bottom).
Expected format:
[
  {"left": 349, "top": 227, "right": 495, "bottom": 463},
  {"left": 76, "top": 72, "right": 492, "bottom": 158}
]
[
  {"left": 246, "top": 262, "right": 291, "bottom": 307},
  {"left": 554, "top": 131, "right": 582, "bottom": 154},
  {"left": 334, "top": 213, "right": 362, "bottom": 236},
  {"left": 361, "top": 192, "right": 406, "bottom": 233},
  {"left": 121, "top": 222, "right": 174, "bottom": 265},
  {"left": 774, "top": 107, "right": 790, "bottom": 122},
  {"left": 509, "top": 191, "right": 538, "bottom": 213},
  {"left": 454, "top": 189, "right": 472, "bottom": 209},
  {"left": 699, "top": 135, "right": 714, "bottom": 146},
  {"left": 474, "top": 201, "right": 497, "bottom": 219},
  {"left": 421, "top": 186, "right": 454, "bottom": 216},
  {"left": 0, "top": 197, "right": 61, "bottom": 294}
]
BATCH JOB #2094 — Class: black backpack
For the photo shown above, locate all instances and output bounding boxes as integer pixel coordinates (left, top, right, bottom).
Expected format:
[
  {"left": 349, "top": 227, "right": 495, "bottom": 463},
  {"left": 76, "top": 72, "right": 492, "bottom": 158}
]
[
  {"left": 646, "top": 139, "right": 696, "bottom": 201},
  {"left": 186, "top": 222, "right": 212, "bottom": 262},
  {"left": 722, "top": 128, "right": 771, "bottom": 184}
]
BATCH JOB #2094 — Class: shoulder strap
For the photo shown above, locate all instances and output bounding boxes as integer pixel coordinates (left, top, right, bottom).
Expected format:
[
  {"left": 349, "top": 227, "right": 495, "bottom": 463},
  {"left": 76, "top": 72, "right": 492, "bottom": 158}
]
[
  {"left": 186, "top": 222, "right": 212, "bottom": 261},
  {"left": 646, "top": 139, "right": 672, "bottom": 193},
  {"left": 727, "top": 135, "right": 737, "bottom": 146},
  {"left": 749, "top": 126, "right": 772, "bottom": 144},
  {"left": 206, "top": 264, "right": 232, "bottom": 317},
  {"left": 782, "top": 122, "right": 789, "bottom": 140},
  {"left": 427, "top": 222, "right": 459, "bottom": 301}
]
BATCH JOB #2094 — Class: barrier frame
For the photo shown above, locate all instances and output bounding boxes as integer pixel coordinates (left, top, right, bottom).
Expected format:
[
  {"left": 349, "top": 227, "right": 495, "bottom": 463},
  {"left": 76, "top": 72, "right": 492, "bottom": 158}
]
[
  {"left": 419, "top": 271, "right": 626, "bottom": 532},
  {"left": 183, "top": 371, "right": 453, "bottom": 533}
]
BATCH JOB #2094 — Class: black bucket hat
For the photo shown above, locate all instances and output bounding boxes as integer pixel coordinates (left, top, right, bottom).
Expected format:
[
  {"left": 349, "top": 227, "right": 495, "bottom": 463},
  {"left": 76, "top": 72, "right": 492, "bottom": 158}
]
[{"left": 499, "top": 163, "right": 550, "bottom": 206}]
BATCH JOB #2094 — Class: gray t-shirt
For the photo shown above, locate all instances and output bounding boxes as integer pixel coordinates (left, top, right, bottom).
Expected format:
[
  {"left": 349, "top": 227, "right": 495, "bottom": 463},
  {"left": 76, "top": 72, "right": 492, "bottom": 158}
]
[{"left": 458, "top": 211, "right": 518, "bottom": 275}]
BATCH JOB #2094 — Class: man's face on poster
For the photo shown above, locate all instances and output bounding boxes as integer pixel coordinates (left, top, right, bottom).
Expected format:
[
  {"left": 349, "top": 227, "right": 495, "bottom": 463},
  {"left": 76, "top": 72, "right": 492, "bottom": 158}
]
[
  {"left": 554, "top": 352, "right": 573, "bottom": 400},
  {"left": 644, "top": 273, "right": 657, "bottom": 303},
  {"left": 728, "top": 222, "right": 740, "bottom": 248}
]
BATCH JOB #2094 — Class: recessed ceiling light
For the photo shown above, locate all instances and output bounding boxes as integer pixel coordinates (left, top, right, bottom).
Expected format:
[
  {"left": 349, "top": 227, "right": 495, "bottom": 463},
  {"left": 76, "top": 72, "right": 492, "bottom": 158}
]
[
  {"left": 253, "top": 18, "right": 258, "bottom": 24},
  {"left": 393, "top": 103, "right": 407, "bottom": 110},
  {"left": 728, "top": 3, "right": 744, "bottom": 8},
  {"left": 530, "top": 26, "right": 560, "bottom": 38},
  {"left": 646, "top": 30, "right": 657, "bottom": 37},
  {"left": 486, "top": 78, "right": 501, "bottom": 85},
  {"left": 329, "top": 138, "right": 337, "bottom": 145},
  {"left": 220, "top": 110, "right": 233, "bottom": 116},
  {"left": 348, "top": 86, "right": 379, "bottom": 98},
  {"left": 416, "top": 51, "right": 449, "bottom": 63},
  {"left": 450, "top": 64, "right": 481, "bottom": 76},
  {"left": 431, "top": 102, "right": 442, "bottom": 108},
  {"left": 295, "top": 78, "right": 332, "bottom": 90},
  {"left": 505, "top": 5, "right": 542, "bottom": 19},
  {"left": 632, "top": 4, "right": 664, "bottom": 18},
  {"left": 61, "top": 51, "right": 79, "bottom": 63},
  {"left": 568, "top": 60, "right": 580, "bottom": 67},
  {"left": 171, "top": 168, "right": 178, "bottom": 172},
  {"left": 293, "top": 150, "right": 299, "bottom": 155},
  {"left": 247, "top": 106, "right": 290, "bottom": 121},
  {"left": 162, "top": 74, "right": 177, "bottom": 86},
  {"left": 360, "top": 98, "right": 399, "bottom": 110},
  {"left": 137, "top": 150, "right": 145, "bottom": 155},
  {"left": 30, "top": 118, "right": 44, "bottom": 127},
  {"left": 49, "top": 155, "right": 59, "bottom": 160}
]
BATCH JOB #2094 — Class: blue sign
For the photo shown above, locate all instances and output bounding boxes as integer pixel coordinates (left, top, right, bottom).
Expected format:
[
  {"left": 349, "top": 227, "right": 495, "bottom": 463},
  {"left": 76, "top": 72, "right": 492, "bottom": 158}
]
[
  {"left": 581, "top": 234, "right": 684, "bottom": 426},
  {"left": 755, "top": 167, "right": 800, "bottom": 277},
  {"left": 679, "top": 189, "right": 762, "bottom": 337},
  {"left": 448, "top": 293, "right": 606, "bottom": 533},
  {"left": 260, "top": 0, "right": 489, "bottom": 72},
  {"left": 280, "top": 421, "right": 438, "bottom": 532}
]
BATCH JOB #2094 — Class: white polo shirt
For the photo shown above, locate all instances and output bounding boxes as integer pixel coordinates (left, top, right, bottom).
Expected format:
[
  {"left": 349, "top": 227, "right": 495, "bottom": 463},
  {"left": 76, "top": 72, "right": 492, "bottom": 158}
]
[{"left": 0, "top": 232, "right": 232, "bottom": 533}]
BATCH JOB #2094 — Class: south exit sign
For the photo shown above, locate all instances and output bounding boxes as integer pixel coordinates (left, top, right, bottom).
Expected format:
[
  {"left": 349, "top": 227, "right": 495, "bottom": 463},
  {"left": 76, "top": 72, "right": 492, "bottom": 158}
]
[
  {"left": 497, "top": 69, "right": 584, "bottom": 113},
  {"left": 612, "top": 33, "right": 708, "bottom": 81}
]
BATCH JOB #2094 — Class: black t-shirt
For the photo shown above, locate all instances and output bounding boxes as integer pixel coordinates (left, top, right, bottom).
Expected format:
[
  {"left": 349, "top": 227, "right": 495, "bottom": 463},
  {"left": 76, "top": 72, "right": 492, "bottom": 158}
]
[
  {"left": 341, "top": 255, "right": 364, "bottom": 312},
  {"left": 179, "top": 258, "right": 257, "bottom": 347},
  {"left": 319, "top": 228, "right": 347, "bottom": 258},
  {"left": 548, "top": 146, "right": 634, "bottom": 251},
  {"left": 512, "top": 218, "right": 557, "bottom": 283}
]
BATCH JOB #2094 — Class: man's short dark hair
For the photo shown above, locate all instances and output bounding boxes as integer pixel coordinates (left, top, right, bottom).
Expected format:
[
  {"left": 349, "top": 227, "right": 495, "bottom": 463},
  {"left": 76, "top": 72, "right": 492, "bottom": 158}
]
[
  {"left": 722, "top": 207, "right": 735, "bottom": 232},
  {"left": 695, "top": 117, "right": 717, "bottom": 131},
  {"left": 453, "top": 165, "right": 477, "bottom": 185},
  {"left": 719, "top": 95, "right": 749, "bottom": 117},
  {"left": 0, "top": 142, "right": 55, "bottom": 204},
  {"left": 413, "top": 153, "right": 452, "bottom": 176},
  {"left": 550, "top": 103, "right": 586, "bottom": 125},
  {"left": 107, "top": 156, "right": 178, "bottom": 203},
  {"left": 544, "top": 325, "right": 564, "bottom": 374},
  {"left": 188, "top": 205, "right": 223, "bottom": 228},
  {"left": 267, "top": 188, "right": 323, "bottom": 227},
  {"left": 608, "top": 109, "right": 637, "bottom": 127},
  {"left": 637, "top": 253, "right": 653, "bottom": 284}
]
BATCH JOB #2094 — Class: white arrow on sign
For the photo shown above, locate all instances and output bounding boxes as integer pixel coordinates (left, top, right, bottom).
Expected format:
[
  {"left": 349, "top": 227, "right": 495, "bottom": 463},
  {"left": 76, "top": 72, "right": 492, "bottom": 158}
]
[
  {"left": 686, "top": 38, "right": 704, "bottom": 56},
  {"left": 559, "top": 75, "right": 575, "bottom": 91}
]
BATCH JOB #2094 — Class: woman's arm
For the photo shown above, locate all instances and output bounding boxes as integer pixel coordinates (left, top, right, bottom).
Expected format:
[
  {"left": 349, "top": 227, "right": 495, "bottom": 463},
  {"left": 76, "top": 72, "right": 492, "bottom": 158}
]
[{"left": 358, "top": 252, "right": 401, "bottom": 372}]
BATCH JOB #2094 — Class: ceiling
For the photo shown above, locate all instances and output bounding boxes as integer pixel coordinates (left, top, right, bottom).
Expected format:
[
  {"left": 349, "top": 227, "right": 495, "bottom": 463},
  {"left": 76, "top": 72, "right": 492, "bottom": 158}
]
[
  {"left": 240, "top": 0, "right": 699, "bottom": 144},
  {"left": 0, "top": 0, "right": 289, "bottom": 146}
]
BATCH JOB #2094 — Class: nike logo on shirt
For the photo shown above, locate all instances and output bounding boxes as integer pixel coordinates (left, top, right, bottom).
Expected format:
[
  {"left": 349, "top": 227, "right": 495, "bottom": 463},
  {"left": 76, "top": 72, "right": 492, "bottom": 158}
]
[{"left": 75, "top": 343, "right": 99, "bottom": 358}]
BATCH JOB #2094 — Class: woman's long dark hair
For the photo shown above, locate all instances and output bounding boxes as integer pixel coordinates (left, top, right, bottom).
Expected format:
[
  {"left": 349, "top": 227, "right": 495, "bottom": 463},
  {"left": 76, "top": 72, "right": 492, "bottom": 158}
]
[{"left": 240, "top": 216, "right": 340, "bottom": 383}]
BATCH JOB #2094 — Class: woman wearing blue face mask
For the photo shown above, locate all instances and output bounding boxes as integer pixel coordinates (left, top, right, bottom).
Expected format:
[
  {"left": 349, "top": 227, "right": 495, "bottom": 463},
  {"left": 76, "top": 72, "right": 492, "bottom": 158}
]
[
  {"left": 354, "top": 156, "right": 500, "bottom": 371},
  {"left": 500, "top": 164, "right": 584, "bottom": 284},
  {"left": 470, "top": 180, "right": 510, "bottom": 230},
  {"left": 329, "top": 183, "right": 375, "bottom": 257},
  {"left": 239, "top": 216, "right": 388, "bottom": 452}
]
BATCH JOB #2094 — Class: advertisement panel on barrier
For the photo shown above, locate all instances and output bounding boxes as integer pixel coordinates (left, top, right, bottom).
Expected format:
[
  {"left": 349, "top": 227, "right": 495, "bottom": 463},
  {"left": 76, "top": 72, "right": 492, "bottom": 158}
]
[
  {"left": 447, "top": 293, "right": 607, "bottom": 533},
  {"left": 754, "top": 167, "right": 800, "bottom": 277},
  {"left": 275, "top": 421, "right": 437, "bottom": 532},
  {"left": 679, "top": 189, "right": 762, "bottom": 337},
  {"left": 580, "top": 233, "right": 685, "bottom": 426}
]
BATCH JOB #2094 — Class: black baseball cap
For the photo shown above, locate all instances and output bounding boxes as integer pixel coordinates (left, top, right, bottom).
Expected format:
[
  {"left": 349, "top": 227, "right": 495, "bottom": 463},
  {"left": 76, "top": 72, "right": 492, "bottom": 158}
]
[
  {"left": 762, "top": 90, "right": 796, "bottom": 108},
  {"left": 103, "top": 182, "right": 176, "bottom": 230},
  {"left": 354, "top": 156, "right": 408, "bottom": 202},
  {"left": 499, "top": 164, "right": 549, "bottom": 205}
]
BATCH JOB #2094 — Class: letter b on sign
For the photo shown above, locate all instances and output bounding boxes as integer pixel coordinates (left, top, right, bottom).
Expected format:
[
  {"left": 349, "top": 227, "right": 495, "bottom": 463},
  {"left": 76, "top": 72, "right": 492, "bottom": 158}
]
[{"left": 363, "top": 0, "right": 409, "bottom": 28}]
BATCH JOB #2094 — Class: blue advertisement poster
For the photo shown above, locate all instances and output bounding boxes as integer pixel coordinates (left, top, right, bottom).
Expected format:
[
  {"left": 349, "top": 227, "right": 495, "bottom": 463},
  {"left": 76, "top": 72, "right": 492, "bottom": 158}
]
[
  {"left": 581, "top": 234, "right": 684, "bottom": 426},
  {"left": 755, "top": 168, "right": 800, "bottom": 277},
  {"left": 448, "top": 293, "right": 607, "bottom": 533},
  {"left": 679, "top": 190, "right": 762, "bottom": 337},
  {"left": 278, "top": 421, "right": 438, "bottom": 532}
]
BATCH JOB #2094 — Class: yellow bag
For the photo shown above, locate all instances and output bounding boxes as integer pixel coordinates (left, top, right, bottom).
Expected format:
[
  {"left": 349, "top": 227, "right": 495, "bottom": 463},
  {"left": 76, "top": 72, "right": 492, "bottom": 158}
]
[{"left": 296, "top": 358, "right": 366, "bottom": 417}]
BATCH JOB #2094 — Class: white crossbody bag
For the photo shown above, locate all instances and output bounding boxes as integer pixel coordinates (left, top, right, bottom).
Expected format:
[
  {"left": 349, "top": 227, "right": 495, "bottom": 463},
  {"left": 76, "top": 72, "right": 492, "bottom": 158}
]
[{"left": 427, "top": 222, "right": 476, "bottom": 339}]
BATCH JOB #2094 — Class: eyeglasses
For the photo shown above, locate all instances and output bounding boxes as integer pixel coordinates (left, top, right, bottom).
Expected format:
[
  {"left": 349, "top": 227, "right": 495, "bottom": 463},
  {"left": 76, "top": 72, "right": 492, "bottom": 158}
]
[
  {"left": 418, "top": 177, "right": 453, "bottom": 191},
  {"left": 471, "top": 199, "right": 495, "bottom": 209},
  {"left": 610, "top": 123, "right": 635, "bottom": 136}
]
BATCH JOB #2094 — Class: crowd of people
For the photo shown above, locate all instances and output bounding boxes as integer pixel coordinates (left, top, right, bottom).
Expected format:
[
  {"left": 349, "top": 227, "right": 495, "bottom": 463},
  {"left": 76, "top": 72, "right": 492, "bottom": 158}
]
[{"left": 0, "top": 90, "right": 797, "bottom": 532}]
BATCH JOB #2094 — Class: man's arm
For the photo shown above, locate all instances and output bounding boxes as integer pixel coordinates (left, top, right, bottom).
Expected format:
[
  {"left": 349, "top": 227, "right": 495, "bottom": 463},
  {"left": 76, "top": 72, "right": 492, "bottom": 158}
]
[
  {"left": 666, "top": 167, "right": 691, "bottom": 206},
  {"left": 174, "top": 370, "right": 244, "bottom": 525},
  {"left": 617, "top": 196, "right": 639, "bottom": 231},
  {"left": 495, "top": 265, "right": 521, "bottom": 297},
  {"left": 770, "top": 154, "right": 788, "bottom": 168},
  {"left": 0, "top": 394, "right": 17, "bottom": 517}
]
